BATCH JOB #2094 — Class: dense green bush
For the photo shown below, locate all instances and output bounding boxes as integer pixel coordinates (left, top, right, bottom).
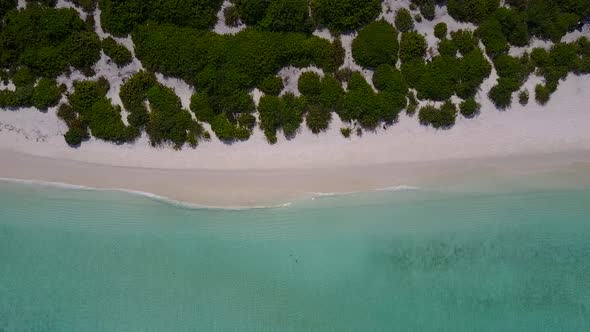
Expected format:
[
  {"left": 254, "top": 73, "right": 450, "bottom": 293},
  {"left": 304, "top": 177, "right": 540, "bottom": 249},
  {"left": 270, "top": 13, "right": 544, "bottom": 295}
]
[
  {"left": 351, "top": 20, "right": 399, "bottom": 69},
  {"left": 234, "top": 0, "right": 312, "bottom": 33},
  {"left": 298, "top": 72, "right": 322, "bottom": 97},
  {"left": 450, "top": 30, "right": 479, "bottom": 56},
  {"left": 447, "top": 0, "right": 499, "bottom": 24},
  {"left": 477, "top": 18, "right": 509, "bottom": 58},
  {"left": 65, "top": 78, "right": 134, "bottom": 144},
  {"left": 399, "top": 31, "right": 427, "bottom": 63},
  {"left": 258, "top": 76, "right": 284, "bottom": 96},
  {"left": 455, "top": 49, "right": 492, "bottom": 98},
  {"left": 340, "top": 72, "right": 404, "bottom": 128},
  {"left": 493, "top": 7, "right": 529, "bottom": 47},
  {"left": 420, "top": 1, "right": 436, "bottom": 21},
  {"left": 258, "top": 93, "right": 305, "bottom": 143},
  {"left": 120, "top": 71, "right": 208, "bottom": 147},
  {"left": 0, "top": 0, "right": 16, "bottom": 20},
  {"left": 415, "top": 55, "right": 459, "bottom": 101},
  {"left": 401, "top": 59, "right": 427, "bottom": 88},
  {"left": 488, "top": 54, "right": 531, "bottom": 108},
  {"left": 133, "top": 24, "right": 343, "bottom": 119},
  {"left": 32, "top": 78, "right": 63, "bottom": 110},
  {"left": 0, "top": 7, "right": 101, "bottom": 77},
  {"left": 535, "top": 83, "right": 551, "bottom": 105},
  {"left": 102, "top": 37, "right": 133, "bottom": 67},
  {"left": 373, "top": 64, "right": 408, "bottom": 95},
  {"left": 438, "top": 38, "right": 458, "bottom": 57},
  {"left": 459, "top": 97, "right": 480, "bottom": 117},
  {"left": 310, "top": 0, "right": 381, "bottom": 33},
  {"left": 395, "top": 8, "right": 414, "bottom": 33},
  {"left": 418, "top": 100, "right": 457, "bottom": 128},
  {"left": 434, "top": 23, "right": 447, "bottom": 40},
  {"left": 99, "top": 0, "right": 224, "bottom": 37},
  {"left": 146, "top": 84, "right": 205, "bottom": 149}
]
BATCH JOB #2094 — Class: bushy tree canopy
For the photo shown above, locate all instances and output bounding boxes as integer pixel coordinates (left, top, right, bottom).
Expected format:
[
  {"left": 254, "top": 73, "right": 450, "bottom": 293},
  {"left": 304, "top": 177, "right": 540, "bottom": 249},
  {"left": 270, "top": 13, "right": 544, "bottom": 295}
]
[
  {"left": 311, "top": 0, "right": 382, "bottom": 33},
  {"left": 352, "top": 20, "right": 399, "bottom": 69}
]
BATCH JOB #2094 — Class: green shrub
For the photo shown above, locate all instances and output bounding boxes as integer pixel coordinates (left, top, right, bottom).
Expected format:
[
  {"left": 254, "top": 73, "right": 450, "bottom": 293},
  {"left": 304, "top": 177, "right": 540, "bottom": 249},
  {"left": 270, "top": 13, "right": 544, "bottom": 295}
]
[
  {"left": 401, "top": 58, "right": 426, "bottom": 88},
  {"left": 310, "top": 0, "right": 381, "bottom": 33},
  {"left": 450, "top": 29, "right": 479, "bottom": 56},
  {"left": 488, "top": 78, "right": 516, "bottom": 109},
  {"left": 438, "top": 39, "right": 458, "bottom": 57},
  {"left": 12, "top": 68, "right": 36, "bottom": 87},
  {"left": 120, "top": 71, "right": 157, "bottom": 128},
  {"left": 102, "top": 37, "right": 133, "bottom": 67},
  {"left": 190, "top": 92, "right": 217, "bottom": 123},
  {"left": 298, "top": 72, "right": 323, "bottom": 98},
  {"left": 306, "top": 104, "right": 332, "bottom": 134},
  {"left": 394, "top": 8, "right": 414, "bottom": 33},
  {"left": 258, "top": 0, "right": 312, "bottom": 33},
  {"left": 372, "top": 64, "right": 408, "bottom": 95},
  {"left": 258, "top": 76, "right": 284, "bottom": 96},
  {"left": 418, "top": 100, "right": 457, "bottom": 128},
  {"left": 419, "top": 0, "right": 435, "bottom": 21},
  {"left": 459, "top": 97, "right": 480, "bottom": 117},
  {"left": 399, "top": 31, "right": 427, "bottom": 63},
  {"left": 145, "top": 84, "right": 205, "bottom": 149},
  {"left": 57, "top": 104, "right": 77, "bottom": 125},
  {"left": 414, "top": 14, "right": 422, "bottom": 23},
  {"left": 224, "top": 5, "right": 241, "bottom": 27},
  {"left": 351, "top": 20, "right": 399, "bottom": 69},
  {"left": 66, "top": 0, "right": 97, "bottom": 12},
  {"left": 447, "top": 0, "right": 499, "bottom": 24},
  {"left": 99, "top": 0, "right": 224, "bottom": 37},
  {"left": 493, "top": 7, "right": 529, "bottom": 47},
  {"left": 434, "top": 23, "right": 447, "bottom": 40},
  {"left": 478, "top": 18, "right": 509, "bottom": 58},
  {"left": 340, "top": 127, "right": 352, "bottom": 138},
  {"left": 535, "top": 84, "right": 551, "bottom": 105},
  {"left": 32, "top": 78, "right": 62, "bottom": 110},
  {"left": 258, "top": 93, "right": 305, "bottom": 142},
  {"left": 64, "top": 122, "right": 90, "bottom": 146},
  {"left": 518, "top": 89, "right": 529, "bottom": 105}
]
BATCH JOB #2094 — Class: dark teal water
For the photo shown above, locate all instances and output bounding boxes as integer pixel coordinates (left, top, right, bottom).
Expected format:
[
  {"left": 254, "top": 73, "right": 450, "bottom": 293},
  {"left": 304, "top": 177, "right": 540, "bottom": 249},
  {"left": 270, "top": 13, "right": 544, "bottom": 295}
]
[{"left": 1, "top": 182, "right": 589, "bottom": 331}]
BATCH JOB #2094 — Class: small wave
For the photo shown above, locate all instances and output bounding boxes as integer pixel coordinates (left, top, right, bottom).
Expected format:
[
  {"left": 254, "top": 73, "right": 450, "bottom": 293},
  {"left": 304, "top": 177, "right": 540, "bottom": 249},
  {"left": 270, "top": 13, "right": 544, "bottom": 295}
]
[
  {"left": 0, "top": 177, "right": 293, "bottom": 211},
  {"left": 375, "top": 185, "right": 420, "bottom": 192}
]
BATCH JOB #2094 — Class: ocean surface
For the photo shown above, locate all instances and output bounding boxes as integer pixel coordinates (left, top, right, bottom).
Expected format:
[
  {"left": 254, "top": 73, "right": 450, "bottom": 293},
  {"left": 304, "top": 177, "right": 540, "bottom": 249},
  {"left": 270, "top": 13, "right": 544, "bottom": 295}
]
[{"left": 1, "top": 181, "right": 589, "bottom": 331}]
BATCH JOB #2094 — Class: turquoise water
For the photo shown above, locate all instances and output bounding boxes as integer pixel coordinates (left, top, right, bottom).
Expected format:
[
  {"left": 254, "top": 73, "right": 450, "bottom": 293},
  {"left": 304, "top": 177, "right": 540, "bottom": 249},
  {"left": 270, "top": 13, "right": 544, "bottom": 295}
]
[{"left": 1, "top": 182, "right": 589, "bottom": 331}]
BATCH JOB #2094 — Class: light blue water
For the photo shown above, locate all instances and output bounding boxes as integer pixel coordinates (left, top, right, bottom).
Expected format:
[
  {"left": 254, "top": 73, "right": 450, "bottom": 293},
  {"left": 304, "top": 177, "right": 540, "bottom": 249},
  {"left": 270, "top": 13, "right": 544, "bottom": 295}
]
[{"left": 1, "top": 182, "right": 589, "bottom": 331}]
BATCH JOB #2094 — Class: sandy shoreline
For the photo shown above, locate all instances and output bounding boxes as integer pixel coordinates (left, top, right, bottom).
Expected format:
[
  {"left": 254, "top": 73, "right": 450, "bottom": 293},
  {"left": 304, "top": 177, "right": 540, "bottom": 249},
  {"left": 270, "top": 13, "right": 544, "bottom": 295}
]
[{"left": 2, "top": 149, "right": 590, "bottom": 207}]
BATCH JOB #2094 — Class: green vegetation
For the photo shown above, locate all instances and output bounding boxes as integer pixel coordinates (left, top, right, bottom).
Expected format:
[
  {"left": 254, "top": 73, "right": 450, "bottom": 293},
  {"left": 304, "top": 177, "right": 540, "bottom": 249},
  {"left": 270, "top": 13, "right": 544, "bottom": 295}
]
[
  {"left": 434, "top": 23, "right": 447, "bottom": 40},
  {"left": 258, "top": 76, "right": 284, "bottom": 96},
  {"left": 224, "top": 5, "right": 241, "bottom": 27},
  {"left": 518, "top": 89, "right": 529, "bottom": 105},
  {"left": 235, "top": 0, "right": 312, "bottom": 33},
  {"left": 66, "top": 0, "right": 97, "bottom": 12},
  {"left": 459, "top": 98, "right": 480, "bottom": 118},
  {"left": 32, "top": 78, "right": 63, "bottom": 110},
  {"left": 340, "top": 72, "right": 405, "bottom": 128},
  {"left": 118, "top": 71, "right": 207, "bottom": 148},
  {"left": 310, "top": 0, "right": 381, "bottom": 33},
  {"left": 399, "top": 31, "right": 427, "bottom": 63},
  {"left": 488, "top": 54, "right": 532, "bottom": 108},
  {"left": 352, "top": 20, "right": 399, "bottom": 69},
  {"left": 418, "top": 101, "right": 457, "bottom": 129},
  {"left": 448, "top": 0, "right": 500, "bottom": 24},
  {"left": 535, "top": 83, "right": 551, "bottom": 105},
  {"left": 99, "top": 0, "right": 224, "bottom": 37},
  {"left": 3, "top": 0, "right": 590, "bottom": 149},
  {"left": 258, "top": 93, "right": 305, "bottom": 143},
  {"left": 298, "top": 72, "right": 344, "bottom": 133},
  {"left": 102, "top": 37, "right": 133, "bottom": 67},
  {"left": 0, "top": 6, "right": 101, "bottom": 77},
  {"left": 340, "top": 127, "right": 352, "bottom": 138},
  {"left": 394, "top": 8, "right": 414, "bottom": 33},
  {"left": 61, "top": 78, "right": 134, "bottom": 145}
]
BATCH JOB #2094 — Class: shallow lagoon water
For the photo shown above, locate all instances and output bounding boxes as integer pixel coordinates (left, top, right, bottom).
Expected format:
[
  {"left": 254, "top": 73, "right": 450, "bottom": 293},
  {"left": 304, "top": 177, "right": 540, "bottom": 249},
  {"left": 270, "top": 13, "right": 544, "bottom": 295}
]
[{"left": 1, "top": 182, "right": 589, "bottom": 331}]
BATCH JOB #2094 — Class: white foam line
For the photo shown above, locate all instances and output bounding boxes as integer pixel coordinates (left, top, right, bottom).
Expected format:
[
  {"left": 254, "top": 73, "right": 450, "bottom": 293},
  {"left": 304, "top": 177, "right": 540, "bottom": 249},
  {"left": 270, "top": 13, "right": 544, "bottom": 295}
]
[{"left": 0, "top": 177, "right": 293, "bottom": 211}]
